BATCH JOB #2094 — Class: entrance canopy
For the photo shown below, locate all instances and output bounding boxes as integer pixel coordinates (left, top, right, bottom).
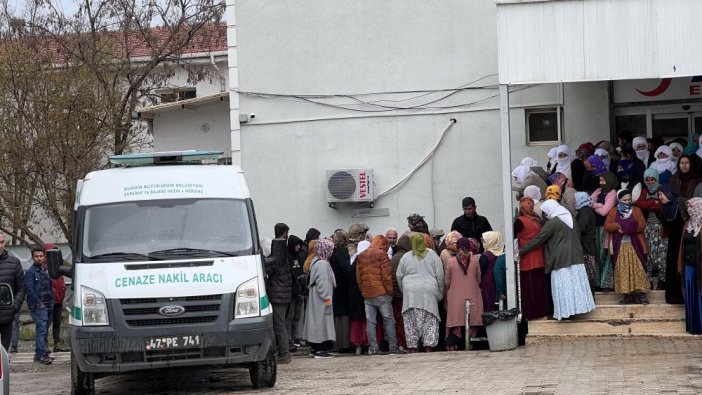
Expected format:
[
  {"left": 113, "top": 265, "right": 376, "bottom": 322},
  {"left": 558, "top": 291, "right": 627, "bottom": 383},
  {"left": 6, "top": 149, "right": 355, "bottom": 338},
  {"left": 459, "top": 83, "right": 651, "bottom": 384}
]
[{"left": 497, "top": 0, "right": 702, "bottom": 85}]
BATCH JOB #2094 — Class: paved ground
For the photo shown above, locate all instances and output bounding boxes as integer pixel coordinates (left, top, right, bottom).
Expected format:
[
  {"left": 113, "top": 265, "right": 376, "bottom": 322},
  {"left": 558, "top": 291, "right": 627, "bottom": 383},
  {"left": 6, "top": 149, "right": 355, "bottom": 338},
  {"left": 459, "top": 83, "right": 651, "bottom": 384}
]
[{"left": 9, "top": 337, "right": 702, "bottom": 394}]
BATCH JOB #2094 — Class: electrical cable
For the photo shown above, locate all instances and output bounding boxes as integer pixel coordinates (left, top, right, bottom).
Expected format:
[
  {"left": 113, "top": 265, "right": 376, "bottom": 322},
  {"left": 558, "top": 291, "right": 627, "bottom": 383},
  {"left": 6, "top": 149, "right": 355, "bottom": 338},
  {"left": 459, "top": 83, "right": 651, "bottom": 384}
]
[{"left": 376, "top": 118, "right": 457, "bottom": 199}]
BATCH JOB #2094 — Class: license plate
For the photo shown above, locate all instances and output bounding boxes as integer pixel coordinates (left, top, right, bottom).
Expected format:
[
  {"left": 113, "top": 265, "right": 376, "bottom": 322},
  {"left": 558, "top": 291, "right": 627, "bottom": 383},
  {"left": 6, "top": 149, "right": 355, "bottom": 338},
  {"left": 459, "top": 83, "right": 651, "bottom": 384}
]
[{"left": 146, "top": 335, "right": 201, "bottom": 350}]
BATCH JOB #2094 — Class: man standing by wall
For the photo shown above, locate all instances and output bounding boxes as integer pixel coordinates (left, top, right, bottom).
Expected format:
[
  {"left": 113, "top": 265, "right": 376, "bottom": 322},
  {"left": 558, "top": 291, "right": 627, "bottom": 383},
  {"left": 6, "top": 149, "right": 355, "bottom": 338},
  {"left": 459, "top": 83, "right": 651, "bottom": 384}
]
[
  {"left": 0, "top": 233, "right": 26, "bottom": 353},
  {"left": 267, "top": 223, "right": 293, "bottom": 364},
  {"left": 450, "top": 197, "right": 493, "bottom": 251},
  {"left": 25, "top": 247, "right": 53, "bottom": 364}
]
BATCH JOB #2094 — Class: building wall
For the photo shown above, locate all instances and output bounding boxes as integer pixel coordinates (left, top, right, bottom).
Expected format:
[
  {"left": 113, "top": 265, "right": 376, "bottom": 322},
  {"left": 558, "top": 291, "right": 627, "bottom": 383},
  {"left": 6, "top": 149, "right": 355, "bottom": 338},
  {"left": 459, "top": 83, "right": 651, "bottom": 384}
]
[
  {"left": 151, "top": 101, "right": 232, "bottom": 156},
  {"left": 154, "top": 58, "right": 229, "bottom": 98},
  {"left": 233, "top": 0, "right": 610, "bottom": 239}
]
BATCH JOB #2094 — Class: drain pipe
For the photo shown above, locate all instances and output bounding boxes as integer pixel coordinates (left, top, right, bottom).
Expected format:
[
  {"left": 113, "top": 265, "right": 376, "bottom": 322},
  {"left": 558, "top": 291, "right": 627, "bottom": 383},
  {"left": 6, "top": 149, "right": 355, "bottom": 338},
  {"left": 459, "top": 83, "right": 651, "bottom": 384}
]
[{"left": 210, "top": 53, "right": 226, "bottom": 92}]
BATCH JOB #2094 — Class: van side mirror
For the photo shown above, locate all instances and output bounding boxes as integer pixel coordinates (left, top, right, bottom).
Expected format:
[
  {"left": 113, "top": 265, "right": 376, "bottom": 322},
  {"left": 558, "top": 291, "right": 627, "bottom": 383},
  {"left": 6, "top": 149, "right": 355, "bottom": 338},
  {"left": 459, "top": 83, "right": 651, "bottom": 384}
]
[
  {"left": 0, "top": 283, "right": 13, "bottom": 307},
  {"left": 46, "top": 248, "right": 64, "bottom": 279}
]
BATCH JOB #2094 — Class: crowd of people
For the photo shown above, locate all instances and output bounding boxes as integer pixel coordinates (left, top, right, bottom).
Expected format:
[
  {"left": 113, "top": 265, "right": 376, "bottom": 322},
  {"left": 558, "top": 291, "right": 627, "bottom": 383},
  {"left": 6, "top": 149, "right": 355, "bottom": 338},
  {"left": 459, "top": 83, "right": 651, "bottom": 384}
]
[
  {"left": 266, "top": 197, "right": 501, "bottom": 361},
  {"left": 267, "top": 130, "right": 702, "bottom": 362},
  {"left": 512, "top": 130, "right": 702, "bottom": 336}
]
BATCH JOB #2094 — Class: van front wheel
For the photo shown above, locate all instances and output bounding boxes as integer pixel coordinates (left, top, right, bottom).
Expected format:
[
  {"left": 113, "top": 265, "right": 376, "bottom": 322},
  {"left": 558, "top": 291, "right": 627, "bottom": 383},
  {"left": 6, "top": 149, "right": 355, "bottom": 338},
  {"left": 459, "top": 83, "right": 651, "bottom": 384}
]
[
  {"left": 71, "top": 352, "right": 95, "bottom": 395},
  {"left": 249, "top": 346, "right": 277, "bottom": 388}
]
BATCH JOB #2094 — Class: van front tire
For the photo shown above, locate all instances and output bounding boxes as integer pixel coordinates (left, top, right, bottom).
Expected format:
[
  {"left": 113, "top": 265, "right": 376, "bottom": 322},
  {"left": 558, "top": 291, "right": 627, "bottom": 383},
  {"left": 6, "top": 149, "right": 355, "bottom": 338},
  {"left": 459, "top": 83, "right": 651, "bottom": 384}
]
[
  {"left": 249, "top": 346, "right": 277, "bottom": 388},
  {"left": 71, "top": 352, "right": 95, "bottom": 395}
]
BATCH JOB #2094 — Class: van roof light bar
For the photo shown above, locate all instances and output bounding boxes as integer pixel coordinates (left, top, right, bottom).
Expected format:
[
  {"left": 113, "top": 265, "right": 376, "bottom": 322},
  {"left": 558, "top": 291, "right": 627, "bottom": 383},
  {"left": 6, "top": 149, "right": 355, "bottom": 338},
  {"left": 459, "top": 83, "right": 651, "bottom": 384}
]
[{"left": 109, "top": 150, "right": 224, "bottom": 166}]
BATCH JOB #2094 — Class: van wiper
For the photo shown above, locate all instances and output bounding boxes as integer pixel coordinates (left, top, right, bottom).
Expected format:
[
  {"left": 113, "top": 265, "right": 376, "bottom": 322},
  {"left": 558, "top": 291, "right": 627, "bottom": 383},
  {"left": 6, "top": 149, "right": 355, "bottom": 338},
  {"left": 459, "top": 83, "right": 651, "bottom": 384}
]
[
  {"left": 148, "top": 248, "right": 235, "bottom": 257},
  {"left": 88, "top": 252, "right": 161, "bottom": 261}
]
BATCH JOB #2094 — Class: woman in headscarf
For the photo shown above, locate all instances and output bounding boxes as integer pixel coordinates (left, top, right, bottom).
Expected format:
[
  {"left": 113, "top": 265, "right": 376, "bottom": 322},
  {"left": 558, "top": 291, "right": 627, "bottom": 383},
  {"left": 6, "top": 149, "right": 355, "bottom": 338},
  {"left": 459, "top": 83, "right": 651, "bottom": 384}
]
[
  {"left": 616, "top": 158, "right": 643, "bottom": 204},
  {"left": 545, "top": 185, "right": 561, "bottom": 201},
  {"left": 514, "top": 197, "right": 551, "bottom": 320},
  {"left": 649, "top": 145, "right": 677, "bottom": 185},
  {"left": 520, "top": 200, "right": 596, "bottom": 320},
  {"left": 444, "top": 238, "right": 483, "bottom": 350},
  {"left": 583, "top": 154, "right": 608, "bottom": 193},
  {"left": 605, "top": 189, "right": 650, "bottom": 304},
  {"left": 636, "top": 168, "right": 678, "bottom": 290},
  {"left": 303, "top": 239, "right": 337, "bottom": 358},
  {"left": 549, "top": 172, "right": 576, "bottom": 215},
  {"left": 591, "top": 172, "right": 619, "bottom": 290},
  {"left": 513, "top": 157, "right": 548, "bottom": 197},
  {"left": 329, "top": 230, "right": 351, "bottom": 351},
  {"left": 595, "top": 146, "right": 619, "bottom": 174},
  {"left": 684, "top": 133, "right": 701, "bottom": 156},
  {"left": 479, "top": 231, "right": 506, "bottom": 313},
  {"left": 552, "top": 145, "right": 575, "bottom": 179},
  {"left": 633, "top": 136, "right": 653, "bottom": 167},
  {"left": 547, "top": 147, "right": 558, "bottom": 174},
  {"left": 348, "top": 240, "right": 372, "bottom": 355},
  {"left": 670, "top": 142, "right": 684, "bottom": 164},
  {"left": 677, "top": 197, "right": 702, "bottom": 334},
  {"left": 575, "top": 192, "right": 598, "bottom": 291},
  {"left": 524, "top": 185, "right": 543, "bottom": 217},
  {"left": 396, "top": 234, "right": 444, "bottom": 353},
  {"left": 440, "top": 230, "right": 462, "bottom": 270},
  {"left": 389, "top": 234, "right": 412, "bottom": 351},
  {"left": 669, "top": 155, "right": 700, "bottom": 303}
]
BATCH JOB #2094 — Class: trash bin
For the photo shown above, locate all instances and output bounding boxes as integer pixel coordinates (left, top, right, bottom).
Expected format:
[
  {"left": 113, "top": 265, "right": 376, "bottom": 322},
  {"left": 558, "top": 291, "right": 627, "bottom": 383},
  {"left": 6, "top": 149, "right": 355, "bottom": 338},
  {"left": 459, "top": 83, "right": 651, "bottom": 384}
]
[{"left": 482, "top": 308, "right": 519, "bottom": 351}]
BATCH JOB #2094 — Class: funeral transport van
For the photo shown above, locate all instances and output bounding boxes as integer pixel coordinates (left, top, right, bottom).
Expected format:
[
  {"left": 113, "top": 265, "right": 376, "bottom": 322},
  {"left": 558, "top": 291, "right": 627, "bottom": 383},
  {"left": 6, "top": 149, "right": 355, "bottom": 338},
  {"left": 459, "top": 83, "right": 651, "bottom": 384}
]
[{"left": 66, "top": 151, "right": 276, "bottom": 394}]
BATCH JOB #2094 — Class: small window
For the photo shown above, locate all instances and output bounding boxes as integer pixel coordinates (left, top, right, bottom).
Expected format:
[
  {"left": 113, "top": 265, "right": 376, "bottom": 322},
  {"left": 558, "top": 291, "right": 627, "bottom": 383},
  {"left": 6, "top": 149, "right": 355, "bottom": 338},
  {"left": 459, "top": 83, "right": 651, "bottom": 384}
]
[
  {"left": 159, "top": 88, "right": 197, "bottom": 103},
  {"left": 526, "top": 107, "right": 563, "bottom": 145}
]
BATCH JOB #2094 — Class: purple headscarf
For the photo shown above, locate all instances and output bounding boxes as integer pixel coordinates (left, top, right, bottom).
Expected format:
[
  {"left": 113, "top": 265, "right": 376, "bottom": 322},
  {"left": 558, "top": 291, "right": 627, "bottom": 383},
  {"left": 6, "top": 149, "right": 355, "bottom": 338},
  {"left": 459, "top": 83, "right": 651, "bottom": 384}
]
[{"left": 587, "top": 155, "right": 608, "bottom": 176}]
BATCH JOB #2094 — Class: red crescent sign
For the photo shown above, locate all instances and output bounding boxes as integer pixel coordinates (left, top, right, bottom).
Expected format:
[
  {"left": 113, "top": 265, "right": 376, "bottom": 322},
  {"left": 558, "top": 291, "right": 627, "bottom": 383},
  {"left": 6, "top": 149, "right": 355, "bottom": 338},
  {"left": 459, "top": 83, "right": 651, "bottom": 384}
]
[{"left": 635, "top": 78, "right": 672, "bottom": 97}]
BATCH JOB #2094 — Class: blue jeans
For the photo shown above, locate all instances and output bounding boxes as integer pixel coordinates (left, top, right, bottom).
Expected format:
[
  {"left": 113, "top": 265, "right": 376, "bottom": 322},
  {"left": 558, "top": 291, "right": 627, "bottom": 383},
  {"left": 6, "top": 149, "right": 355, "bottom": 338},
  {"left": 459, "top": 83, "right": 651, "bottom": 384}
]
[
  {"left": 11, "top": 310, "right": 20, "bottom": 348},
  {"left": 364, "top": 295, "right": 398, "bottom": 352},
  {"left": 30, "top": 308, "right": 49, "bottom": 357}
]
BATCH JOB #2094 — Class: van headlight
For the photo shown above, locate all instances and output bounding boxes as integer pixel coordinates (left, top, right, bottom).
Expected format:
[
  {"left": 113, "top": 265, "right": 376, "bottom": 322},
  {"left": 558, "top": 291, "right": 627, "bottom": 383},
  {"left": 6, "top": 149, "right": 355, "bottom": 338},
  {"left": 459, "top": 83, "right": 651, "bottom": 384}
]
[
  {"left": 235, "top": 278, "right": 259, "bottom": 318},
  {"left": 81, "top": 286, "right": 109, "bottom": 326}
]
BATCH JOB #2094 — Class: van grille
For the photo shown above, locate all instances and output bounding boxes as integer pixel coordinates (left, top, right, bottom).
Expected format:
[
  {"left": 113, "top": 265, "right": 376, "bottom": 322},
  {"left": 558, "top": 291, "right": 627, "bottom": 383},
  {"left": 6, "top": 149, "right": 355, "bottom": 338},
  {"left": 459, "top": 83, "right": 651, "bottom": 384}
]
[{"left": 119, "top": 295, "right": 222, "bottom": 327}]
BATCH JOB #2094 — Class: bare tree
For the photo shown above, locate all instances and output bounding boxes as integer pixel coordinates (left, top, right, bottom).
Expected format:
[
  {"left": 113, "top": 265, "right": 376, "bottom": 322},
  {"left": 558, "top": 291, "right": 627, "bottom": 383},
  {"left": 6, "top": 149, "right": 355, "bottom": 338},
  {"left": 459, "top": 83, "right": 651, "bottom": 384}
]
[{"left": 0, "top": 0, "right": 226, "bottom": 245}]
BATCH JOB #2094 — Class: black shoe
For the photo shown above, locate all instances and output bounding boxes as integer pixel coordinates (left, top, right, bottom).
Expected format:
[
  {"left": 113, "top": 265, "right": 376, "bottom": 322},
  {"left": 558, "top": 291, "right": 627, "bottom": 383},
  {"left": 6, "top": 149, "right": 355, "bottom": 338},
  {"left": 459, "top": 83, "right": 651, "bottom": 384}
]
[
  {"left": 291, "top": 340, "right": 301, "bottom": 348},
  {"left": 34, "top": 355, "right": 53, "bottom": 365},
  {"left": 8, "top": 346, "right": 17, "bottom": 353},
  {"left": 313, "top": 351, "right": 333, "bottom": 359}
]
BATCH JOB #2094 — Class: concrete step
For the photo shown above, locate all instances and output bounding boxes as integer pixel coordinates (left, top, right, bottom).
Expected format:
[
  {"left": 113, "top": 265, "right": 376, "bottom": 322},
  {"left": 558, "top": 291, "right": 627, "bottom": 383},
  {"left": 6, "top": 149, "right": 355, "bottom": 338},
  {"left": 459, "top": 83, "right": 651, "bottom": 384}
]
[
  {"left": 594, "top": 290, "right": 666, "bottom": 305},
  {"left": 579, "top": 304, "right": 685, "bottom": 320},
  {"left": 527, "top": 317, "right": 687, "bottom": 337}
]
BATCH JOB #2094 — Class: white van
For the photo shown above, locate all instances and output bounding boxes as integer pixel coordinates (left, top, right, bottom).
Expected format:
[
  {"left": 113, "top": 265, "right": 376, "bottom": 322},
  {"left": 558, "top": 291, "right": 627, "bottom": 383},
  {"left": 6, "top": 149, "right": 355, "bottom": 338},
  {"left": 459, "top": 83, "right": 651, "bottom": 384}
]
[{"left": 67, "top": 151, "right": 276, "bottom": 394}]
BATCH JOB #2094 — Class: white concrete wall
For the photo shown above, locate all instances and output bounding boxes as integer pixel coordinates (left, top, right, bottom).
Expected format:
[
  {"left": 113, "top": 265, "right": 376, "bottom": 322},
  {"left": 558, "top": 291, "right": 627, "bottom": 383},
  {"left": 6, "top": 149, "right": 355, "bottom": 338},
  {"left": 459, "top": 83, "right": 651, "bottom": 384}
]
[
  {"left": 233, "top": 0, "right": 611, "bottom": 239},
  {"left": 151, "top": 101, "right": 232, "bottom": 156},
  {"left": 226, "top": 0, "right": 242, "bottom": 166},
  {"left": 155, "top": 59, "right": 229, "bottom": 97}
]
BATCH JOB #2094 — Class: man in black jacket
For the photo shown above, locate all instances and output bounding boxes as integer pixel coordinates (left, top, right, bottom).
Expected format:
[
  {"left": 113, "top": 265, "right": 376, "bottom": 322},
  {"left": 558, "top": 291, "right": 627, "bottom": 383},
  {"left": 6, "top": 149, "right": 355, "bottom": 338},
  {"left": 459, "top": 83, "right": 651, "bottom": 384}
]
[
  {"left": 450, "top": 197, "right": 493, "bottom": 252},
  {"left": 267, "top": 224, "right": 292, "bottom": 364},
  {"left": 0, "top": 233, "right": 27, "bottom": 351}
]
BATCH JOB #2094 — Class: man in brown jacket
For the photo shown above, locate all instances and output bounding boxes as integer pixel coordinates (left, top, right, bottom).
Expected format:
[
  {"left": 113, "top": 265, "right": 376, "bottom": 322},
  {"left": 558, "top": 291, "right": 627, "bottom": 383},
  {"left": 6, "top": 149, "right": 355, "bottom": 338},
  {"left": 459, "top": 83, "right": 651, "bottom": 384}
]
[{"left": 356, "top": 235, "right": 405, "bottom": 355}]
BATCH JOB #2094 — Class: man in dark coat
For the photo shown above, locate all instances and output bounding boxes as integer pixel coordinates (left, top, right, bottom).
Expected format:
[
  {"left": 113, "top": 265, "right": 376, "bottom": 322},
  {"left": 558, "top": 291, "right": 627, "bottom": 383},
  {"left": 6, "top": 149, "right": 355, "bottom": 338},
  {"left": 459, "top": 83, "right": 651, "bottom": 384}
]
[
  {"left": 267, "top": 224, "right": 292, "bottom": 364},
  {"left": 286, "top": 235, "right": 305, "bottom": 349},
  {"left": 450, "top": 197, "right": 493, "bottom": 252},
  {"left": 0, "top": 233, "right": 26, "bottom": 351}
]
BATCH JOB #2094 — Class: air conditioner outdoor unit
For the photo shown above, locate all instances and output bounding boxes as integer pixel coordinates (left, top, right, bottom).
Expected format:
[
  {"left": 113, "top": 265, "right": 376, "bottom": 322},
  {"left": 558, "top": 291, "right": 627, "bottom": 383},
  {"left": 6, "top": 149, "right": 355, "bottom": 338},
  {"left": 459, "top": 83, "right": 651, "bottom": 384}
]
[{"left": 326, "top": 169, "right": 374, "bottom": 205}]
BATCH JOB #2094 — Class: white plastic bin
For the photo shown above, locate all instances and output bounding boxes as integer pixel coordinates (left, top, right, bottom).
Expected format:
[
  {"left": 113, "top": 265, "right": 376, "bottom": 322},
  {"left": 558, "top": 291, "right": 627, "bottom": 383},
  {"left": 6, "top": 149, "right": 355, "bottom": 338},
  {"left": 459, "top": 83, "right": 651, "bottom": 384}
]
[{"left": 485, "top": 316, "right": 518, "bottom": 351}]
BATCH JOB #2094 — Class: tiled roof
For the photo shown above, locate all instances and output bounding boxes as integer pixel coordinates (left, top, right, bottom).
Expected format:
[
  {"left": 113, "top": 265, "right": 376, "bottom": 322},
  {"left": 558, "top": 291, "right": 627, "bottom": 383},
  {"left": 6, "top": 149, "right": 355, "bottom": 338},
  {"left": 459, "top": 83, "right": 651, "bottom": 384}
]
[{"left": 46, "top": 22, "right": 226, "bottom": 62}]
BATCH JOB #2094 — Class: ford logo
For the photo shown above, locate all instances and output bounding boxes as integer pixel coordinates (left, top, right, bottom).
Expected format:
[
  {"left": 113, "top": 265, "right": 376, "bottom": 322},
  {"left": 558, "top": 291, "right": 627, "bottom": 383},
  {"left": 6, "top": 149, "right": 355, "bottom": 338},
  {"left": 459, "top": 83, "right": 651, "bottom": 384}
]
[{"left": 159, "top": 305, "right": 186, "bottom": 317}]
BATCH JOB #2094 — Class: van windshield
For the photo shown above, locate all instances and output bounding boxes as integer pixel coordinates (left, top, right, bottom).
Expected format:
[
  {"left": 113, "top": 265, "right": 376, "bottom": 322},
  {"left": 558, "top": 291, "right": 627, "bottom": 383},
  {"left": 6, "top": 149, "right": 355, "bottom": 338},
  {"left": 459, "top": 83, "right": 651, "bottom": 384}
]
[{"left": 81, "top": 199, "right": 253, "bottom": 262}]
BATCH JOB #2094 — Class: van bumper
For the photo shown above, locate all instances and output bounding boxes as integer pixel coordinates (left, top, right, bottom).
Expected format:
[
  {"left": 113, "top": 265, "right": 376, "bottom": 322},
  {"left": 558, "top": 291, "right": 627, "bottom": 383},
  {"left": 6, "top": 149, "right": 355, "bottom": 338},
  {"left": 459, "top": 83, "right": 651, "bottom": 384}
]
[{"left": 70, "top": 314, "right": 273, "bottom": 373}]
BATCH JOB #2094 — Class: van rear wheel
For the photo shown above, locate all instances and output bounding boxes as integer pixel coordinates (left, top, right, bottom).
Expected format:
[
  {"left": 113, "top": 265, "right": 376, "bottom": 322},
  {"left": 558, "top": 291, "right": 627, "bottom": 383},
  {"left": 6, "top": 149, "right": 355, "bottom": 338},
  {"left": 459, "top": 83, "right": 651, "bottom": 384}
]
[
  {"left": 71, "top": 352, "right": 95, "bottom": 395},
  {"left": 249, "top": 346, "right": 277, "bottom": 388}
]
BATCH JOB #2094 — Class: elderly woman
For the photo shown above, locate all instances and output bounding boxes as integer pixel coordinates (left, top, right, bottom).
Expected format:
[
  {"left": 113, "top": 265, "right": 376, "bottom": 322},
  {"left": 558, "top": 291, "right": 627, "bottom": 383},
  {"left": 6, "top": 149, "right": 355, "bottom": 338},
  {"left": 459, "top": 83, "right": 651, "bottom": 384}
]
[
  {"left": 303, "top": 239, "right": 337, "bottom": 358},
  {"left": 514, "top": 197, "right": 550, "bottom": 320},
  {"left": 397, "top": 234, "right": 444, "bottom": 353},
  {"left": 444, "top": 238, "right": 483, "bottom": 350},
  {"left": 520, "top": 200, "right": 596, "bottom": 320},
  {"left": 440, "top": 230, "right": 462, "bottom": 270}
]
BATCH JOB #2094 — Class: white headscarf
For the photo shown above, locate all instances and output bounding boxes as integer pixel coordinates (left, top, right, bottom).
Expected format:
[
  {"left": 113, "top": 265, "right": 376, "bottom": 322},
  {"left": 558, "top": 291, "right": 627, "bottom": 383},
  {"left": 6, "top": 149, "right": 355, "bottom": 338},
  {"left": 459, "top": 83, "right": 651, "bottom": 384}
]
[
  {"left": 512, "top": 157, "right": 538, "bottom": 185},
  {"left": 594, "top": 148, "right": 611, "bottom": 168},
  {"left": 649, "top": 145, "right": 677, "bottom": 175},
  {"left": 547, "top": 147, "right": 558, "bottom": 169},
  {"left": 523, "top": 185, "right": 541, "bottom": 204},
  {"left": 669, "top": 142, "right": 683, "bottom": 163},
  {"left": 540, "top": 199, "right": 573, "bottom": 229},
  {"left": 350, "top": 240, "right": 370, "bottom": 265},
  {"left": 632, "top": 136, "right": 649, "bottom": 164},
  {"left": 555, "top": 145, "right": 574, "bottom": 178}
]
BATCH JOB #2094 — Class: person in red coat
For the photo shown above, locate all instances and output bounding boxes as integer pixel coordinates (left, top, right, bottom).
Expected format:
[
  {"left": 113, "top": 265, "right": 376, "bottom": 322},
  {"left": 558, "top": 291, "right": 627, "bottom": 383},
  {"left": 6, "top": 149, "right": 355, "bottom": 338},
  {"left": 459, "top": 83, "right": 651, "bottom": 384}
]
[{"left": 45, "top": 243, "right": 68, "bottom": 352}]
